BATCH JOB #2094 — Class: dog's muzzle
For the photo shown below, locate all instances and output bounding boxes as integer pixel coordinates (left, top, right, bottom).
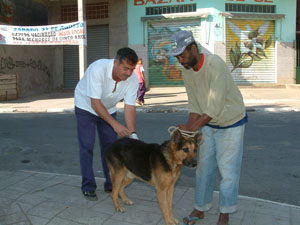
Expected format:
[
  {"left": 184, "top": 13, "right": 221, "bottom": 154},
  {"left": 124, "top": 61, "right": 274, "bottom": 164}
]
[{"left": 183, "top": 158, "right": 197, "bottom": 168}]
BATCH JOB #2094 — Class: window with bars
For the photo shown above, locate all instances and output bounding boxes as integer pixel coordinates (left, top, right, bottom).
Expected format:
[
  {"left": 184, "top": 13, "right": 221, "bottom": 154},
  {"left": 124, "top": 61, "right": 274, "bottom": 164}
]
[
  {"left": 146, "top": 4, "right": 196, "bottom": 16},
  {"left": 61, "top": 2, "right": 108, "bottom": 22},
  {"left": 225, "top": 3, "right": 276, "bottom": 13}
]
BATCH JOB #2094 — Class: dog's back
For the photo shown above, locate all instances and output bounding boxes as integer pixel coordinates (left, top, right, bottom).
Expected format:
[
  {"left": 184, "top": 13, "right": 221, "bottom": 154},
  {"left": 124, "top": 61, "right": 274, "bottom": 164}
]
[{"left": 106, "top": 137, "right": 170, "bottom": 182}]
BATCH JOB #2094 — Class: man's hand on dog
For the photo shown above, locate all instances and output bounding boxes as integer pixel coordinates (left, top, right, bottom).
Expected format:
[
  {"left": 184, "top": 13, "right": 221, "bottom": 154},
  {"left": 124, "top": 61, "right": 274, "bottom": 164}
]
[
  {"left": 113, "top": 122, "right": 131, "bottom": 137},
  {"left": 112, "top": 122, "right": 139, "bottom": 139}
]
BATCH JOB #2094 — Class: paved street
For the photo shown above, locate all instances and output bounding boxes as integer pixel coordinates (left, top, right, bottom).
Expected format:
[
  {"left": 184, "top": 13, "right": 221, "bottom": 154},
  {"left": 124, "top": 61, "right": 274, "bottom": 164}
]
[{"left": 0, "top": 111, "right": 300, "bottom": 206}]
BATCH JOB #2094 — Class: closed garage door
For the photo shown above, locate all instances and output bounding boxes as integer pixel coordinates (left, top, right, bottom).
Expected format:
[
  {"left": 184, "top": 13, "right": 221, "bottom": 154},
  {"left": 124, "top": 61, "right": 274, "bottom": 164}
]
[
  {"left": 63, "top": 25, "right": 109, "bottom": 89},
  {"left": 226, "top": 19, "right": 276, "bottom": 84},
  {"left": 148, "top": 20, "right": 201, "bottom": 86}
]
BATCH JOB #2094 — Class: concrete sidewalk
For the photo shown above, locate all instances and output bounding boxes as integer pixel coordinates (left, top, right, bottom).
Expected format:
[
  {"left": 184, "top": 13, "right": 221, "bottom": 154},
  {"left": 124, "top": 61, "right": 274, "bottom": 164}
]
[
  {"left": 0, "top": 85, "right": 300, "bottom": 113},
  {"left": 1, "top": 170, "right": 299, "bottom": 225}
]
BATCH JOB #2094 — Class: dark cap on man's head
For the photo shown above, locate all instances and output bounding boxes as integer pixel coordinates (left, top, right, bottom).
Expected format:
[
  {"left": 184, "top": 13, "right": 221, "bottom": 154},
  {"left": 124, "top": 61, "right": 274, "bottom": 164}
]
[{"left": 168, "top": 30, "right": 195, "bottom": 56}]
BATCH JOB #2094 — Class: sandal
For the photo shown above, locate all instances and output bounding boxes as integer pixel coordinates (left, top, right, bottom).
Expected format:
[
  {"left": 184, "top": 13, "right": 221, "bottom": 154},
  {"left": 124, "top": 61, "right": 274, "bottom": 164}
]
[{"left": 183, "top": 215, "right": 204, "bottom": 225}]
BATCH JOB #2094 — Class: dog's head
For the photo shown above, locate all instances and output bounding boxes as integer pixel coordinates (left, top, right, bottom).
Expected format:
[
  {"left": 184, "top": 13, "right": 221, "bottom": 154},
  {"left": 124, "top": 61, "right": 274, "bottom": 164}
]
[{"left": 170, "top": 129, "right": 202, "bottom": 168}]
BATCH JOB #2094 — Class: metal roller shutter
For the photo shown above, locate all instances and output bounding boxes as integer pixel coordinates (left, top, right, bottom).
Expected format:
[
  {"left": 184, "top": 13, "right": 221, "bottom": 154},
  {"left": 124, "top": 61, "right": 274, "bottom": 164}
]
[
  {"left": 147, "top": 20, "right": 201, "bottom": 86},
  {"left": 63, "top": 25, "right": 109, "bottom": 89},
  {"left": 226, "top": 19, "right": 276, "bottom": 84},
  {"left": 87, "top": 25, "right": 109, "bottom": 65},
  {"left": 63, "top": 45, "right": 79, "bottom": 89}
]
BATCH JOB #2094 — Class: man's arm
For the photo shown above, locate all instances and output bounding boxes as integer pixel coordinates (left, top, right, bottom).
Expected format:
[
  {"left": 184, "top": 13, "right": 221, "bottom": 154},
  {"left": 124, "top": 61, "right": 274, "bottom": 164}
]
[
  {"left": 91, "top": 98, "right": 131, "bottom": 137},
  {"left": 124, "top": 104, "right": 136, "bottom": 133},
  {"left": 179, "top": 112, "right": 212, "bottom": 131}
]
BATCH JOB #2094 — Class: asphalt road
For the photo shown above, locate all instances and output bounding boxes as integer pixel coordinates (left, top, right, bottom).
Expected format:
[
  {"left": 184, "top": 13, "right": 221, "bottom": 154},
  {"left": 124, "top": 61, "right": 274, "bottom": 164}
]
[{"left": 0, "top": 111, "right": 299, "bottom": 206}]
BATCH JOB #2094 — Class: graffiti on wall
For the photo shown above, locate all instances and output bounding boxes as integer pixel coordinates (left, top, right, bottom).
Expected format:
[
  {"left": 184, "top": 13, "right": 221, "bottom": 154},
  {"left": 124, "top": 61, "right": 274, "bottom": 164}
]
[
  {"left": 0, "top": 56, "right": 50, "bottom": 77},
  {"left": 148, "top": 26, "right": 181, "bottom": 82},
  {"left": 226, "top": 20, "right": 274, "bottom": 72},
  {"left": 148, "top": 22, "right": 201, "bottom": 85},
  {"left": 0, "top": 0, "right": 13, "bottom": 24}
]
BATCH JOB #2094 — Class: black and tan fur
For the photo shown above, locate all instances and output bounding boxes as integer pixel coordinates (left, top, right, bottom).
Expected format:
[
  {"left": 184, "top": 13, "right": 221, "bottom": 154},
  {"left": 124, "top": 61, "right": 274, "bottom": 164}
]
[{"left": 105, "top": 129, "right": 202, "bottom": 225}]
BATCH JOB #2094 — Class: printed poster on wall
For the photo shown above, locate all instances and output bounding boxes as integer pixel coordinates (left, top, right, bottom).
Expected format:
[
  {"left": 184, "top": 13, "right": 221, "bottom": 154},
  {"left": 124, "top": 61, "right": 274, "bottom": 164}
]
[{"left": 0, "top": 21, "right": 87, "bottom": 46}]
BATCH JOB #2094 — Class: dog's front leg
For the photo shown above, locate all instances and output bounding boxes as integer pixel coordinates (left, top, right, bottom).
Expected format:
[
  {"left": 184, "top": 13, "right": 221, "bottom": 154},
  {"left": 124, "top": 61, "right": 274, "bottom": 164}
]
[
  {"left": 167, "top": 183, "right": 178, "bottom": 224},
  {"left": 157, "top": 188, "right": 176, "bottom": 225}
]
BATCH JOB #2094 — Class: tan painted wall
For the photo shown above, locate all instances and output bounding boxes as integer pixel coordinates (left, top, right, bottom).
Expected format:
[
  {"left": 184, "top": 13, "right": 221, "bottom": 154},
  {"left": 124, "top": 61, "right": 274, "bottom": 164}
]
[
  {"left": 129, "top": 44, "right": 149, "bottom": 87},
  {"left": 277, "top": 42, "right": 296, "bottom": 84},
  {"left": 109, "top": 0, "right": 128, "bottom": 58},
  {"left": 214, "top": 41, "right": 226, "bottom": 62}
]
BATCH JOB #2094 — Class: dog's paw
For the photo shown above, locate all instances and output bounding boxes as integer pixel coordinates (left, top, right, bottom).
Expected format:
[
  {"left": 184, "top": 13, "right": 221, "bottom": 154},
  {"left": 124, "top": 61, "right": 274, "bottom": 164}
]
[
  {"left": 116, "top": 206, "right": 125, "bottom": 213},
  {"left": 124, "top": 199, "right": 134, "bottom": 205},
  {"left": 172, "top": 217, "right": 179, "bottom": 224},
  {"left": 165, "top": 217, "right": 179, "bottom": 225},
  {"left": 165, "top": 221, "right": 176, "bottom": 225}
]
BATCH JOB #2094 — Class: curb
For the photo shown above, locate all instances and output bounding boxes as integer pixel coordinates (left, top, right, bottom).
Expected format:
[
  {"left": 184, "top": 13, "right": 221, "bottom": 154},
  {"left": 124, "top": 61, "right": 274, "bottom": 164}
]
[
  {"left": 249, "top": 107, "right": 299, "bottom": 112},
  {"left": 46, "top": 108, "right": 75, "bottom": 113},
  {"left": 0, "top": 108, "right": 15, "bottom": 113}
]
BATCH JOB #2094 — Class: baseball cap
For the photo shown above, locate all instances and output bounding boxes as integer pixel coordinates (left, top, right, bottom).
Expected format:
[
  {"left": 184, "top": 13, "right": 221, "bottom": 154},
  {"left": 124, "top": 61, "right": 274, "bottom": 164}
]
[{"left": 168, "top": 30, "right": 195, "bottom": 56}]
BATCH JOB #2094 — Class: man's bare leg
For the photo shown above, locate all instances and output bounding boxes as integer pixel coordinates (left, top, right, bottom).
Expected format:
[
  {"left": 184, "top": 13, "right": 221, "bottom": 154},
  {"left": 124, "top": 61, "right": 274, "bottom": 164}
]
[{"left": 217, "top": 213, "right": 229, "bottom": 225}]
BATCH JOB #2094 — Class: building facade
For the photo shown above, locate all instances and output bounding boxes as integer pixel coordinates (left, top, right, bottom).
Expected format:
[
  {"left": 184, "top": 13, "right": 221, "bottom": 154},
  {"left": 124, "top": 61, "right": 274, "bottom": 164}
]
[
  {"left": 0, "top": 0, "right": 298, "bottom": 97},
  {"left": 128, "top": 0, "right": 297, "bottom": 87},
  {"left": 1, "top": 0, "right": 129, "bottom": 97},
  {"left": 47, "top": 0, "right": 128, "bottom": 89},
  {"left": 0, "top": 0, "right": 49, "bottom": 97}
]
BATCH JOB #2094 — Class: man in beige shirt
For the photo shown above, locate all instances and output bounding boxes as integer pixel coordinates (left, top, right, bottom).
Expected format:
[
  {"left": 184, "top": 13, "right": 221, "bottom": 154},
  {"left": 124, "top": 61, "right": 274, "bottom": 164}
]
[{"left": 168, "top": 31, "right": 247, "bottom": 225}]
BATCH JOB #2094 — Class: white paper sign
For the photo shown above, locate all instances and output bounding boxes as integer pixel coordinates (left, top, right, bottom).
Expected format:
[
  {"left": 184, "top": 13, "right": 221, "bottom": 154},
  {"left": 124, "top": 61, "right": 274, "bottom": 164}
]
[{"left": 0, "top": 21, "right": 87, "bottom": 45}]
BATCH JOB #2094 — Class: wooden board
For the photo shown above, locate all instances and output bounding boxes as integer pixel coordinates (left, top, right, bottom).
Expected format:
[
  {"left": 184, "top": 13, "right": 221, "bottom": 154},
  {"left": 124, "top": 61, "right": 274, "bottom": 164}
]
[{"left": 0, "top": 74, "right": 18, "bottom": 101}]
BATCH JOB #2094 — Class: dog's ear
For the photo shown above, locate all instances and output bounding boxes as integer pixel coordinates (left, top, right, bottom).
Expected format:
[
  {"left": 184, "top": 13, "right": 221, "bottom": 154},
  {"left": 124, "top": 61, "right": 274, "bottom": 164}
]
[
  {"left": 194, "top": 132, "right": 203, "bottom": 144},
  {"left": 171, "top": 129, "right": 182, "bottom": 144}
]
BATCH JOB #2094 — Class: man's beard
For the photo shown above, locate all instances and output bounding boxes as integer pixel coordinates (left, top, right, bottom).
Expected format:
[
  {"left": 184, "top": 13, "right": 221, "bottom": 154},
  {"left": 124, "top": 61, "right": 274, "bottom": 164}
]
[{"left": 182, "top": 56, "right": 197, "bottom": 70}]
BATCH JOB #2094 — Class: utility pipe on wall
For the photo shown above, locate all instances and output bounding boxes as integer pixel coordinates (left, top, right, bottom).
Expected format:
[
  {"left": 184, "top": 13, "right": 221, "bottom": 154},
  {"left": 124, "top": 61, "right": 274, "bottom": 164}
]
[{"left": 78, "top": 0, "right": 87, "bottom": 79}]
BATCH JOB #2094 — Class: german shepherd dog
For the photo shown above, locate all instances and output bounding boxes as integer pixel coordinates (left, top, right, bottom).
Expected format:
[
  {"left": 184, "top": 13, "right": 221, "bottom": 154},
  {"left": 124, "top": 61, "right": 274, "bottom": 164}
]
[{"left": 105, "top": 129, "right": 202, "bottom": 225}]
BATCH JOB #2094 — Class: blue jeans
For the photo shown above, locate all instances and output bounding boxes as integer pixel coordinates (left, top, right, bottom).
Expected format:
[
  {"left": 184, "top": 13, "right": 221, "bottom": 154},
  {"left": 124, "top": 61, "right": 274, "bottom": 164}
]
[
  {"left": 194, "top": 124, "right": 245, "bottom": 213},
  {"left": 75, "top": 107, "right": 117, "bottom": 192}
]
